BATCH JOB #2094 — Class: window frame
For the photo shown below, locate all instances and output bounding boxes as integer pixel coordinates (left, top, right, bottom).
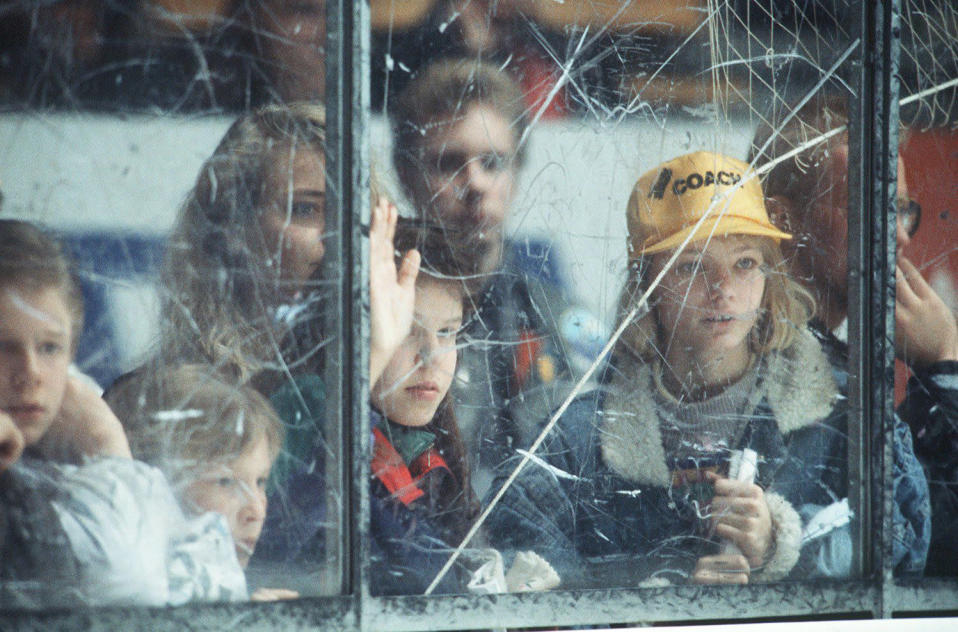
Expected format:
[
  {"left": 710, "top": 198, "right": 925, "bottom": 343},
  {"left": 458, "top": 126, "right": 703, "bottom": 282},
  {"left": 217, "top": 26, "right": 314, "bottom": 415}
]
[{"left": 1, "top": 0, "right": 956, "bottom": 629}]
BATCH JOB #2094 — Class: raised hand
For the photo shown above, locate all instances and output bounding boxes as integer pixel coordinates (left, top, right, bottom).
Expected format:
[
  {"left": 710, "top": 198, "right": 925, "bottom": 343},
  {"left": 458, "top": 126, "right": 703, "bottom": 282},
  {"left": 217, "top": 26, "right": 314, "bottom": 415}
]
[
  {"left": 369, "top": 197, "right": 420, "bottom": 386},
  {"left": 896, "top": 256, "right": 958, "bottom": 368}
]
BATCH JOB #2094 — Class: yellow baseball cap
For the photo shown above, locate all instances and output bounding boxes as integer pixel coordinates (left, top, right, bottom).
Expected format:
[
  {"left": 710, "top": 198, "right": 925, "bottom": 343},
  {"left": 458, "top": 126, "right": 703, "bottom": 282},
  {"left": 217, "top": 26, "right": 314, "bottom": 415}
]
[{"left": 626, "top": 151, "right": 791, "bottom": 258}]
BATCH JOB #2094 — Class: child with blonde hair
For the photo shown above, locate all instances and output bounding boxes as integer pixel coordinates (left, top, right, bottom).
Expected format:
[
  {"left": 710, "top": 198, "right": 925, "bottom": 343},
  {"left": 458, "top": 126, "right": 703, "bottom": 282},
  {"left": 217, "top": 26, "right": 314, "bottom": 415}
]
[
  {"left": 105, "top": 363, "right": 296, "bottom": 601},
  {"left": 485, "top": 152, "right": 930, "bottom": 586}
]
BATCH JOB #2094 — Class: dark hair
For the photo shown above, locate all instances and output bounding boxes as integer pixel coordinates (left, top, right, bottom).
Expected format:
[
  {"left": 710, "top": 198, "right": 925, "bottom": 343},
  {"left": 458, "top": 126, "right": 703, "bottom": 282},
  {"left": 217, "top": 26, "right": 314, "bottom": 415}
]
[
  {"left": 0, "top": 219, "right": 84, "bottom": 351},
  {"left": 162, "top": 102, "right": 327, "bottom": 380},
  {"left": 393, "top": 218, "right": 484, "bottom": 297},
  {"left": 390, "top": 218, "right": 482, "bottom": 540}
]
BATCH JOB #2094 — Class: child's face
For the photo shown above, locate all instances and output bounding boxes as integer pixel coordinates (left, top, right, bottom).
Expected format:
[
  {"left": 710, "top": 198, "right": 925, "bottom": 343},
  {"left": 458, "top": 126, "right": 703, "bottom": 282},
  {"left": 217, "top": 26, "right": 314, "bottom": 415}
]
[
  {"left": 371, "top": 279, "right": 463, "bottom": 428},
  {"left": 0, "top": 284, "right": 73, "bottom": 446},
  {"left": 650, "top": 236, "right": 766, "bottom": 362},
  {"left": 182, "top": 434, "right": 273, "bottom": 568},
  {"left": 259, "top": 148, "right": 327, "bottom": 295}
]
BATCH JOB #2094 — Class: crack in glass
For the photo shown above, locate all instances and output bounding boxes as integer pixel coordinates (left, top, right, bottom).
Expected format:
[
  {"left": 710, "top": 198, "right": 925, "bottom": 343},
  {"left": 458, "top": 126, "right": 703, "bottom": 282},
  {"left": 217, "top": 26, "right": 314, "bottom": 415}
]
[{"left": 0, "top": 0, "right": 955, "bottom": 626}]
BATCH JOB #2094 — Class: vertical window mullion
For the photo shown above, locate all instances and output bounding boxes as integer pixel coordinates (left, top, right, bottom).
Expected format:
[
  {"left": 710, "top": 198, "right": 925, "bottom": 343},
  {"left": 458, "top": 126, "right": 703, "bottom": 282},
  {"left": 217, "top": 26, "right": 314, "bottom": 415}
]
[
  {"left": 325, "top": 0, "right": 371, "bottom": 615},
  {"left": 877, "top": 0, "right": 905, "bottom": 617},
  {"left": 849, "top": 0, "right": 903, "bottom": 616},
  {"left": 846, "top": 0, "right": 874, "bottom": 594}
]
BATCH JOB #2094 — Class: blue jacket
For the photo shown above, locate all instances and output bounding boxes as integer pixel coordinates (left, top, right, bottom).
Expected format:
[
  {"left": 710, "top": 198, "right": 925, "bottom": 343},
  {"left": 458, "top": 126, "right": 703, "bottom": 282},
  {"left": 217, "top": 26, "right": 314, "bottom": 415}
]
[
  {"left": 455, "top": 238, "right": 606, "bottom": 487},
  {"left": 251, "top": 409, "right": 465, "bottom": 596},
  {"left": 484, "top": 329, "right": 930, "bottom": 587}
]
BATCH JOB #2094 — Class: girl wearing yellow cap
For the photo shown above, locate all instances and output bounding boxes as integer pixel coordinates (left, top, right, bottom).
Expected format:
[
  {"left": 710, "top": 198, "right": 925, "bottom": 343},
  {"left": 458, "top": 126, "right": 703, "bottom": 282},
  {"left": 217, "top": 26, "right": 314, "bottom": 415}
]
[
  {"left": 606, "top": 151, "right": 818, "bottom": 584},
  {"left": 485, "top": 151, "right": 930, "bottom": 587}
]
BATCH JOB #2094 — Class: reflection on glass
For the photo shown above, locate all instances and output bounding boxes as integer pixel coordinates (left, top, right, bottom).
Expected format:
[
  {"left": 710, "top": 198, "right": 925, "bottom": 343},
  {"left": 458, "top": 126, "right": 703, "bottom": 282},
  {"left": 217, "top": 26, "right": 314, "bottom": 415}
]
[
  {"left": 104, "top": 364, "right": 291, "bottom": 600},
  {"left": 389, "top": 60, "right": 594, "bottom": 493},
  {"left": 152, "top": 104, "right": 339, "bottom": 598},
  {"left": 484, "top": 151, "right": 859, "bottom": 588},
  {"left": 0, "top": 0, "right": 955, "bottom": 622},
  {"left": 365, "top": 214, "right": 487, "bottom": 595},
  {"left": 0, "top": 1, "right": 342, "bottom": 609}
]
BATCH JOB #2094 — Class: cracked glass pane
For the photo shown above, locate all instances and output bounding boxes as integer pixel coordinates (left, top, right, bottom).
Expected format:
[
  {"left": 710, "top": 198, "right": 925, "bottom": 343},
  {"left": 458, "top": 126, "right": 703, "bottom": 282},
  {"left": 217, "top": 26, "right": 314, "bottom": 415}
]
[
  {"left": 0, "top": 0, "right": 341, "bottom": 608},
  {"left": 367, "top": 0, "right": 943, "bottom": 598},
  {"left": 0, "top": 0, "right": 954, "bottom": 622}
]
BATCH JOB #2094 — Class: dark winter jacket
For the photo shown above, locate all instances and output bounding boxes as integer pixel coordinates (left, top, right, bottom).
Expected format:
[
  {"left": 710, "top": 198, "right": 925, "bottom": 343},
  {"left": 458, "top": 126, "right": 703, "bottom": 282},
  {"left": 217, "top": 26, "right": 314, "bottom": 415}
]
[
  {"left": 456, "top": 238, "right": 604, "bottom": 488},
  {"left": 899, "top": 360, "right": 958, "bottom": 577},
  {"left": 251, "top": 409, "right": 467, "bottom": 596},
  {"left": 484, "top": 329, "right": 930, "bottom": 587}
]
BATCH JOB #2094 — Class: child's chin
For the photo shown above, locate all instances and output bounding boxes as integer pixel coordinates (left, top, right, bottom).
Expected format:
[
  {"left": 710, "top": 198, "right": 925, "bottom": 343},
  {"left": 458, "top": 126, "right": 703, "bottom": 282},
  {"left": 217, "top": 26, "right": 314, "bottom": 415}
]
[{"left": 392, "top": 411, "right": 437, "bottom": 428}]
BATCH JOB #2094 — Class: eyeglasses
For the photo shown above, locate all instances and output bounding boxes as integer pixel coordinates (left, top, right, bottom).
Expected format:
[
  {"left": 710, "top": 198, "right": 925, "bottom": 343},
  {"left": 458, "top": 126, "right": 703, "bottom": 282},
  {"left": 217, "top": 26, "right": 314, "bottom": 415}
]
[{"left": 898, "top": 199, "right": 922, "bottom": 238}]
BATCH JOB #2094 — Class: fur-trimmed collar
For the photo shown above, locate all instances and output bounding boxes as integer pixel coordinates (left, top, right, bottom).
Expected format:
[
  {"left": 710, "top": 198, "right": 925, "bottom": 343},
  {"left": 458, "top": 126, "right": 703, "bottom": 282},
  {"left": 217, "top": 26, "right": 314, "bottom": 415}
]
[{"left": 599, "top": 329, "right": 839, "bottom": 486}]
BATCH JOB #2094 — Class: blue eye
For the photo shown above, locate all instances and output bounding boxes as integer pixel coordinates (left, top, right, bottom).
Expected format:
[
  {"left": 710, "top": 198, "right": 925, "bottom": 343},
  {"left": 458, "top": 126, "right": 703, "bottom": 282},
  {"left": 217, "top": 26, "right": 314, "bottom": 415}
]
[
  {"left": 216, "top": 477, "right": 236, "bottom": 489},
  {"left": 736, "top": 257, "right": 759, "bottom": 270},
  {"left": 477, "top": 152, "right": 508, "bottom": 172}
]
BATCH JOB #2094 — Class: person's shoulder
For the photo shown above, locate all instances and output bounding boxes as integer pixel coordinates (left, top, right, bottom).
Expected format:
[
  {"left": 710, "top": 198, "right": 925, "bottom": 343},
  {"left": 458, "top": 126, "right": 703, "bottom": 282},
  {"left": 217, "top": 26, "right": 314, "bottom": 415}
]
[
  {"left": 52, "top": 456, "right": 175, "bottom": 510},
  {"left": 544, "top": 387, "right": 610, "bottom": 445},
  {"left": 765, "top": 326, "right": 844, "bottom": 434},
  {"left": 564, "top": 387, "right": 609, "bottom": 413}
]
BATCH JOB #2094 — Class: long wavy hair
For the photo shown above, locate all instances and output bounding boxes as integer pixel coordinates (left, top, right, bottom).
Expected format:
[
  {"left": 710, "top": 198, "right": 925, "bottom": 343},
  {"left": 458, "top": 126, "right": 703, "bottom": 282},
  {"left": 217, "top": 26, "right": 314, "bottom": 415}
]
[
  {"left": 160, "top": 103, "right": 327, "bottom": 382},
  {"left": 610, "top": 235, "right": 815, "bottom": 372}
]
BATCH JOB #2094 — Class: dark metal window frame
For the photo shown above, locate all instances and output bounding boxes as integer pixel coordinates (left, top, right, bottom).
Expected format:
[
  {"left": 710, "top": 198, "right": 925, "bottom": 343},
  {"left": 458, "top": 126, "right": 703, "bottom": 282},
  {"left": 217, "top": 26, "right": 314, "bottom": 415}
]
[{"left": 2, "top": 0, "right": 956, "bottom": 629}]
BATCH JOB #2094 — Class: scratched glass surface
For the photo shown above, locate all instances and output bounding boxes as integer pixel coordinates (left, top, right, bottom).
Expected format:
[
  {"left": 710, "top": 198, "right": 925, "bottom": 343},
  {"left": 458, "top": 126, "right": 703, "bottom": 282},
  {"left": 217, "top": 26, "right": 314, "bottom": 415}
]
[
  {"left": 370, "top": 0, "right": 866, "bottom": 595},
  {"left": 0, "top": 0, "right": 954, "bottom": 618},
  {"left": 0, "top": 0, "right": 340, "bottom": 609},
  {"left": 895, "top": 0, "right": 958, "bottom": 582}
]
